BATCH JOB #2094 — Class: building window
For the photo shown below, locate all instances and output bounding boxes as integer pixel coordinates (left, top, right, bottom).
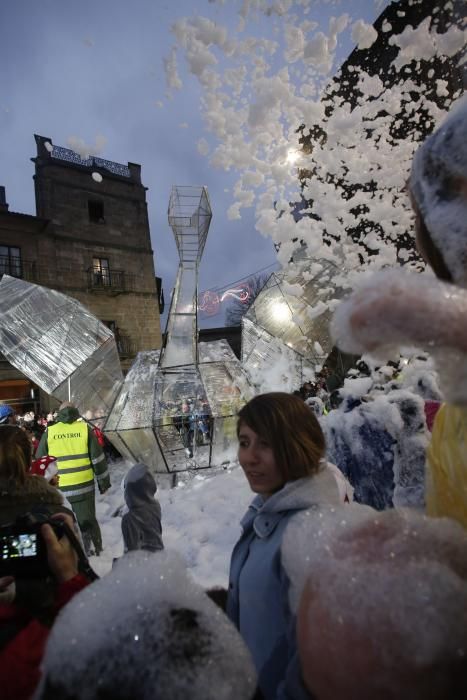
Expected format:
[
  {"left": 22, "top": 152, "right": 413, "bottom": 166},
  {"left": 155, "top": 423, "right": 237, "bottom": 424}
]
[
  {"left": 88, "top": 199, "right": 105, "bottom": 223},
  {"left": 0, "top": 245, "right": 22, "bottom": 278},
  {"left": 93, "top": 257, "right": 110, "bottom": 286}
]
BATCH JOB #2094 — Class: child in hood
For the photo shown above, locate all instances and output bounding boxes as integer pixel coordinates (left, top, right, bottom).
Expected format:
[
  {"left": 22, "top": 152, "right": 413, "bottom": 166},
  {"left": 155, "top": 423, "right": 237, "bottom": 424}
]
[{"left": 122, "top": 463, "right": 163, "bottom": 553}]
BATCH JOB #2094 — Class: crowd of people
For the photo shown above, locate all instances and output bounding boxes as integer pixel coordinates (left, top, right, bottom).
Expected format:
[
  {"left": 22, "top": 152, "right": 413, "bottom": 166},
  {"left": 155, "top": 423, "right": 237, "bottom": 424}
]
[{"left": 0, "top": 97, "right": 466, "bottom": 699}]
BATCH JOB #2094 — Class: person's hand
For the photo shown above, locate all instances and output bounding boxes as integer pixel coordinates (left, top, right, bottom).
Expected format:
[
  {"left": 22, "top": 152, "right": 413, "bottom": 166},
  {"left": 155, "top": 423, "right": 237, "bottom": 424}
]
[
  {"left": 41, "top": 513, "right": 79, "bottom": 584},
  {"left": 0, "top": 576, "right": 16, "bottom": 604},
  {"left": 0, "top": 576, "right": 14, "bottom": 590}
]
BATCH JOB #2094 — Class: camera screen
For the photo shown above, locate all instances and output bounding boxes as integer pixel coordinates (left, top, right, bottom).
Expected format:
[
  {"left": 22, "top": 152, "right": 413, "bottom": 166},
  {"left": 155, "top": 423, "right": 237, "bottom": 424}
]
[{"left": 1, "top": 533, "right": 38, "bottom": 560}]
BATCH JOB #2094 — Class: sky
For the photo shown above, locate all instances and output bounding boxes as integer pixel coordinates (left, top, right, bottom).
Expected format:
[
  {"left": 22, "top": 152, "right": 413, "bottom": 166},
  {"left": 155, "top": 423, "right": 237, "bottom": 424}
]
[{"left": 1, "top": 0, "right": 390, "bottom": 328}]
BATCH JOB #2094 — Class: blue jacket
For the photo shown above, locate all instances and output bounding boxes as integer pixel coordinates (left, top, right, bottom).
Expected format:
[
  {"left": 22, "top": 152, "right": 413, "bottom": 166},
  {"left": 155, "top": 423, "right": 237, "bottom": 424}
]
[{"left": 226, "top": 469, "right": 340, "bottom": 700}]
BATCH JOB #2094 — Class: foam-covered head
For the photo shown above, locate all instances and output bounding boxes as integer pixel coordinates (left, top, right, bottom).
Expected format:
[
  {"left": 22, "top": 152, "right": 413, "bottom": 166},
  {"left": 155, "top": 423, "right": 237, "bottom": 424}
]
[
  {"left": 305, "top": 396, "right": 324, "bottom": 417},
  {"left": 410, "top": 96, "right": 467, "bottom": 288},
  {"left": 386, "top": 389, "right": 426, "bottom": 434},
  {"left": 36, "top": 550, "right": 256, "bottom": 700},
  {"left": 283, "top": 507, "right": 467, "bottom": 700}
]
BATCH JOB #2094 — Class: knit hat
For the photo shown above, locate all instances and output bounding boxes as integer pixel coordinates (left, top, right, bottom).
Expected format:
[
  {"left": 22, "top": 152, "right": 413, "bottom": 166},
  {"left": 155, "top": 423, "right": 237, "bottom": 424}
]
[
  {"left": 410, "top": 95, "right": 467, "bottom": 288},
  {"left": 30, "top": 455, "right": 59, "bottom": 482},
  {"left": 0, "top": 404, "right": 14, "bottom": 424}
]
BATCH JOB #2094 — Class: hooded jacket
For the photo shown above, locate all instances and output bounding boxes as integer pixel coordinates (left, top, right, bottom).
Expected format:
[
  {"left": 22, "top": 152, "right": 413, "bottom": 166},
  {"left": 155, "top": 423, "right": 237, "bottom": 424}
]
[
  {"left": 122, "top": 463, "right": 163, "bottom": 553},
  {"left": 226, "top": 468, "right": 340, "bottom": 700}
]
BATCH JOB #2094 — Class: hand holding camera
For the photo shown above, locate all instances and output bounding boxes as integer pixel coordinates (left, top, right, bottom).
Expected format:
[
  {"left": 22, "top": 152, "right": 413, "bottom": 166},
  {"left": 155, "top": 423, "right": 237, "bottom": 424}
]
[
  {"left": 41, "top": 514, "right": 79, "bottom": 583},
  {"left": 0, "top": 513, "right": 79, "bottom": 581},
  {"left": 0, "top": 575, "right": 15, "bottom": 604}
]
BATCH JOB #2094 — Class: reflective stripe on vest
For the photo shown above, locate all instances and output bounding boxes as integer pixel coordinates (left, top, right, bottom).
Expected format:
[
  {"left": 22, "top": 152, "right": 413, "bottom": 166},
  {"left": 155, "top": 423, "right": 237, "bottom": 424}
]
[
  {"left": 47, "top": 421, "right": 94, "bottom": 488},
  {"left": 63, "top": 483, "right": 96, "bottom": 499}
]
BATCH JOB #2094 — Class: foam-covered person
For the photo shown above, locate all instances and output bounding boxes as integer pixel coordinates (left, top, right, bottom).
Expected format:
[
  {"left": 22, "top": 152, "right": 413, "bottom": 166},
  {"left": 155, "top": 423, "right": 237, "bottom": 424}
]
[
  {"left": 226, "top": 392, "right": 342, "bottom": 699},
  {"left": 323, "top": 393, "right": 398, "bottom": 511},
  {"left": 35, "top": 550, "right": 257, "bottom": 700},
  {"left": 281, "top": 507, "right": 467, "bottom": 700},
  {"left": 386, "top": 390, "right": 430, "bottom": 509},
  {"left": 331, "top": 96, "right": 467, "bottom": 528}
]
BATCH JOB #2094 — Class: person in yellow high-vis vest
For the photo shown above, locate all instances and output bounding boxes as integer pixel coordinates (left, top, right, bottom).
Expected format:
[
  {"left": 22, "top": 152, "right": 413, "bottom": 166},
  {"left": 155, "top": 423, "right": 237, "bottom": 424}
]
[{"left": 36, "top": 402, "right": 110, "bottom": 555}]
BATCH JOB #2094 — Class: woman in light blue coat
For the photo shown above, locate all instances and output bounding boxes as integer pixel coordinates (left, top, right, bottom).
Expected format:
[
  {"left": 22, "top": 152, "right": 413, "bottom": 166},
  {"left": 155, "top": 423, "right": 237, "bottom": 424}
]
[{"left": 226, "top": 392, "right": 341, "bottom": 700}]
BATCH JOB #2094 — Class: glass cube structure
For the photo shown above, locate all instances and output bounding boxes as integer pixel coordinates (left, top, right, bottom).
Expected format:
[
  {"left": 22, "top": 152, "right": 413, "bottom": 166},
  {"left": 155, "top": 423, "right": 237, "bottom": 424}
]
[
  {"left": 0, "top": 275, "right": 123, "bottom": 424},
  {"left": 104, "top": 340, "right": 254, "bottom": 472}
]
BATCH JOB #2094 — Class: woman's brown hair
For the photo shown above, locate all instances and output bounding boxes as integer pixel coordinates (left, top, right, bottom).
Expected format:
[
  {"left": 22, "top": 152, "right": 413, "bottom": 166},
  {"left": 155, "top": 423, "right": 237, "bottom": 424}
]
[
  {"left": 0, "top": 425, "right": 32, "bottom": 486},
  {"left": 237, "top": 392, "right": 325, "bottom": 482}
]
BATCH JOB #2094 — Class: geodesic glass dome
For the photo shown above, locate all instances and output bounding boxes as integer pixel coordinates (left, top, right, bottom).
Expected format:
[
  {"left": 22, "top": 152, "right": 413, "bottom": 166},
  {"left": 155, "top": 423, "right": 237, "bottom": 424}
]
[{"left": 242, "top": 260, "right": 347, "bottom": 384}]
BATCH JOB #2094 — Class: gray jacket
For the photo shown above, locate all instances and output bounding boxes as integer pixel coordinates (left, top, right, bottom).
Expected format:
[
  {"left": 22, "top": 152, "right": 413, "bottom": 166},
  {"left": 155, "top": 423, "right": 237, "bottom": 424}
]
[{"left": 122, "top": 463, "right": 163, "bottom": 553}]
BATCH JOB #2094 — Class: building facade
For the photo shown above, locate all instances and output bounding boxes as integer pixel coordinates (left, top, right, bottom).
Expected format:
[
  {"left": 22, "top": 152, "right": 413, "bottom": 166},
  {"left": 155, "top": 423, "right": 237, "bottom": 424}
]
[{"left": 0, "top": 135, "right": 163, "bottom": 413}]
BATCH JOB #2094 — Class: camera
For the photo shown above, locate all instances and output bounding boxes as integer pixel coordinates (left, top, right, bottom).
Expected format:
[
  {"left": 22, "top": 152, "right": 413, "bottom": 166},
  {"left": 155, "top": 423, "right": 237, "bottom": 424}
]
[{"left": 0, "top": 515, "right": 66, "bottom": 578}]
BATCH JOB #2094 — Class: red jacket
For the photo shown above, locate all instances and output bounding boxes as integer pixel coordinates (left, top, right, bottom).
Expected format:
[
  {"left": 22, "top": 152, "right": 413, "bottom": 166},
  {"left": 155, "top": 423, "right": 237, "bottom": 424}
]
[
  {"left": 424, "top": 399, "right": 441, "bottom": 432},
  {"left": 0, "top": 574, "right": 89, "bottom": 700},
  {"left": 93, "top": 426, "right": 106, "bottom": 447}
]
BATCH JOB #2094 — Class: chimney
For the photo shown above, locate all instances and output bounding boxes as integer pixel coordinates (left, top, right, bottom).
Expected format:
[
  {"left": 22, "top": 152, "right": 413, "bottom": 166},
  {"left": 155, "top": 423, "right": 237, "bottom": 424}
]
[{"left": 0, "top": 186, "right": 9, "bottom": 212}]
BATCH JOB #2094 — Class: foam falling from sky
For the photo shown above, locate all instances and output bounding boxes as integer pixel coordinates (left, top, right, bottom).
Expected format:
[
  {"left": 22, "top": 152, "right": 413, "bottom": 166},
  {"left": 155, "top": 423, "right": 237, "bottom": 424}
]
[{"left": 165, "top": 0, "right": 466, "bottom": 315}]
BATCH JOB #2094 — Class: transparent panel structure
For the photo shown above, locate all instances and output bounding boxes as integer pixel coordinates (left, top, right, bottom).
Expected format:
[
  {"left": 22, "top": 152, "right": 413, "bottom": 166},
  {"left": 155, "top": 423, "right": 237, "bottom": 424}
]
[
  {"left": 0, "top": 275, "right": 123, "bottom": 423},
  {"left": 161, "top": 186, "right": 212, "bottom": 370},
  {"left": 103, "top": 187, "right": 256, "bottom": 474},
  {"left": 241, "top": 260, "right": 347, "bottom": 386},
  {"left": 242, "top": 317, "right": 311, "bottom": 392},
  {"left": 168, "top": 185, "right": 211, "bottom": 265}
]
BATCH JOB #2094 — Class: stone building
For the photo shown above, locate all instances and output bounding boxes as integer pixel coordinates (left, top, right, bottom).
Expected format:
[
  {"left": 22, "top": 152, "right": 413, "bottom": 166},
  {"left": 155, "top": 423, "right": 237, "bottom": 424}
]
[{"left": 0, "top": 135, "right": 163, "bottom": 413}]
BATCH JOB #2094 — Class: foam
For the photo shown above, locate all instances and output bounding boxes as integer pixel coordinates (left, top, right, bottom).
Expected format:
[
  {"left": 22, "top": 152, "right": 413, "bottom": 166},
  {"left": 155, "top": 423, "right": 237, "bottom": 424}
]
[{"left": 36, "top": 550, "right": 256, "bottom": 700}]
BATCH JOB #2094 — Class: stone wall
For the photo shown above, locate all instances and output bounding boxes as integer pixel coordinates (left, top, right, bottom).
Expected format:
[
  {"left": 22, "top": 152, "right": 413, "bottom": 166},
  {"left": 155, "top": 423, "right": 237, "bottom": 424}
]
[{"left": 0, "top": 136, "right": 163, "bottom": 402}]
